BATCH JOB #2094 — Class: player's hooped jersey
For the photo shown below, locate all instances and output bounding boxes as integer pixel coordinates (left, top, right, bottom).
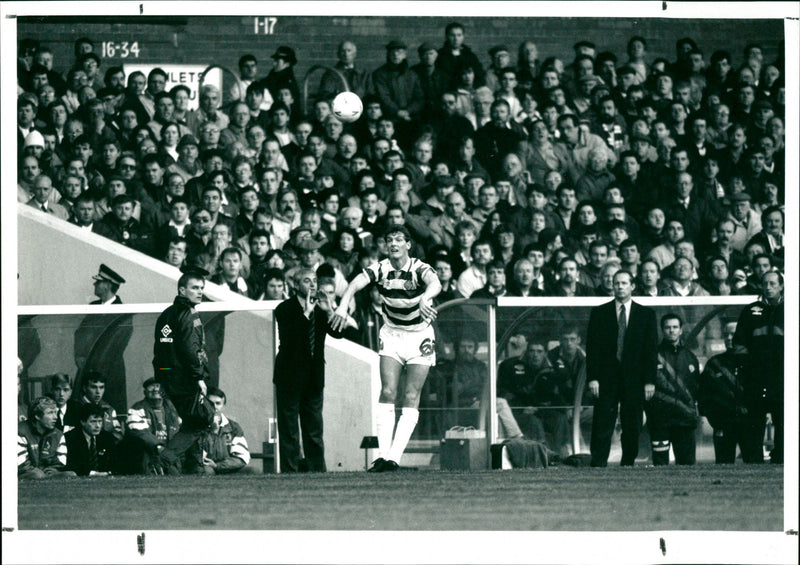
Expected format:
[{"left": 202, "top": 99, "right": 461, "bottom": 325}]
[{"left": 364, "top": 257, "right": 435, "bottom": 331}]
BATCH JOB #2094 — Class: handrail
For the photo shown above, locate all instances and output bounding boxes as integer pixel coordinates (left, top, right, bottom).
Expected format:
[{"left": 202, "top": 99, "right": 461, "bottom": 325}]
[{"left": 301, "top": 64, "right": 349, "bottom": 116}]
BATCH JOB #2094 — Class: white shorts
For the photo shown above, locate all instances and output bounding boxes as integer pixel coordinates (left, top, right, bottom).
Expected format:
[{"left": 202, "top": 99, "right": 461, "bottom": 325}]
[{"left": 379, "top": 324, "right": 436, "bottom": 367}]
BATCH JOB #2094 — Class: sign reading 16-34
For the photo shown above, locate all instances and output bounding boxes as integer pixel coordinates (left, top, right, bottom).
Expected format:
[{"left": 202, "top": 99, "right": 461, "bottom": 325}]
[{"left": 101, "top": 41, "right": 141, "bottom": 58}]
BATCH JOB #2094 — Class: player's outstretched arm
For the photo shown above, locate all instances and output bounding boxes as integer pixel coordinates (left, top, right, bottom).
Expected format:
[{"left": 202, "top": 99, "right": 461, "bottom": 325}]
[
  {"left": 331, "top": 272, "right": 370, "bottom": 332},
  {"left": 419, "top": 269, "right": 442, "bottom": 322}
]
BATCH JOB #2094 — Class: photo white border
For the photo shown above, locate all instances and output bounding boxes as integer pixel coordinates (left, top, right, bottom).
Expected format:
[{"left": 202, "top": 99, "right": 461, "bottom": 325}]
[{"left": 2, "top": 2, "right": 797, "bottom": 563}]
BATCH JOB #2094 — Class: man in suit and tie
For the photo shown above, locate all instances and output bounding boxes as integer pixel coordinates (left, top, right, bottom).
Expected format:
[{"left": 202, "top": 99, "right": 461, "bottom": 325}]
[
  {"left": 65, "top": 402, "right": 119, "bottom": 476},
  {"left": 90, "top": 264, "right": 125, "bottom": 305},
  {"left": 586, "top": 269, "right": 658, "bottom": 466},
  {"left": 273, "top": 268, "right": 344, "bottom": 472}
]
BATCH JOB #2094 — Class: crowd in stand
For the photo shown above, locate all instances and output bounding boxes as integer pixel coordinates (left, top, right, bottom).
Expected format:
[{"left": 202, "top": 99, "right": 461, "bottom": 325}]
[
  {"left": 17, "top": 28, "right": 785, "bottom": 332},
  {"left": 17, "top": 23, "right": 787, "bottom": 472}
]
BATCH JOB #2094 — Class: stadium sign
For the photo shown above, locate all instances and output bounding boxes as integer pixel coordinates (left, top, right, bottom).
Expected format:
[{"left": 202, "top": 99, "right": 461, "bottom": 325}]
[{"left": 123, "top": 64, "right": 222, "bottom": 110}]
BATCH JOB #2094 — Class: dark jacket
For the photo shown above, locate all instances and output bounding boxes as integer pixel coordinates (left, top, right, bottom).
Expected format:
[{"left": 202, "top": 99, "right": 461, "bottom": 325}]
[
  {"left": 648, "top": 341, "right": 700, "bottom": 428},
  {"left": 698, "top": 349, "right": 747, "bottom": 428},
  {"left": 436, "top": 44, "right": 484, "bottom": 89},
  {"left": 371, "top": 60, "right": 424, "bottom": 119},
  {"left": 65, "top": 428, "right": 118, "bottom": 476},
  {"left": 92, "top": 213, "right": 154, "bottom": 256},
  {"left": 153, "top": 295, "right": 209, "bottom": 396},
  {"left": 273, "top": 297, "right": 343, "bottom": 392},
  {"left": 733, "top": 298, "right": 784, "bottom": 409},
  {"left": 586, "top": 300, "right": 658, "bottom": 399}
]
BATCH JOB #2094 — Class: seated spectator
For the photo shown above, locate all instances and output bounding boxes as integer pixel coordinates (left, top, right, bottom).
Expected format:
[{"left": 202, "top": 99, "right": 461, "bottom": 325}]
[
  {"left": 746, "top": 205, "right": 784, "bottom": 268},
  {"left": 554, "top": 113, "right": 617, "bottom": 186},
  {"left": 618, "top": 239, "right": 642, "bottom": 279},
  {"left": 92, "top": 194, "right": 153, "bottom": 255},
  {"left": 635, "top": 258, "right": 665, "bottom": 296},
  {"left": 553, "top": 257, "right": 594, "bottom": 297},
  {"left": 77, "top": 370, "right": 123, "bottom": 440},
  {"left": 456, "top": 238, "right": 493, "bottom": 298},
  {"left": 201, "top": 387, "right": 252, "bottom": 475},
  {"left": 471, "top": 259, "right": 508, "bottom": 298},
  {"left": 702, "top": 255, "right": 735, "bottom": 296},
  {"left": 741, "top": 253, "right": 775, "bottom": 295},
  {"left": 27, "top": 174, "right": 68, "bottom": 220},
  {"left": 575, "top": 148, "right": 615, "bottom": 203},
  {"left": 18, "top": 396, "right": 76, "bottom": 479},
  {"left": 506, "top": 258, "right": 543, "bottom": 297},
  {"left": 662, "top": 256, "right": 710, "bottom": 296},
  {"left": 65, "top": 402, "right": 119, "bottom": 476},
  {"left": 210, "top": 247, "right": 252, "bottom": 297},
  {"left": 594, "top": 257, "right": 621, "bottom": 297},
  {"left": 647, "top": 219, "right": 685, "bottom": 270},
  {"left": 431, "top": 249, "right": 459, "bottom": 305},
  {"left": 579, "top": 240, "right": 608, "bottom": 289}
]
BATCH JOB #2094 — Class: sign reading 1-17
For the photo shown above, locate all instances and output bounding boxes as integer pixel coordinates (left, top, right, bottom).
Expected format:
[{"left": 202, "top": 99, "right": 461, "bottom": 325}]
[
  {"left": 254, "top": 17, "right": 277, "bottom": 34},
  {"left": 101, "top": 41, "right": 141, "bottom": 58}
]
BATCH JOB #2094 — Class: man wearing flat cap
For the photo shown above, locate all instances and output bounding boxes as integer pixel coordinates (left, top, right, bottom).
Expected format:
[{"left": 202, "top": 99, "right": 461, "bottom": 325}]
[
  {"left": 255, "top": 45, "right": 299, "bottom": 104},
  {"left": 153, "top": 265, "right": 212, "bottom": 474},
  {"left": 372, "top": 39, "right": 425, "bottom": 125},
  {"left": 484, "top": 44, "right": 511, "bottom": 92},
  {"left": 411, "top": 41, "right": 448, "bottom": 122},
  {"left": 90, "top": 264, "right": 126, "bottom": 305}
]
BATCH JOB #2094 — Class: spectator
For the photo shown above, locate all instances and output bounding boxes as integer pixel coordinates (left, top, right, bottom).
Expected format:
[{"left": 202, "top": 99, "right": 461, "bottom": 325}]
[
  {"left": 210, "top": 247, "right": 252, "bottom": 297},
  {"left": 256, "top": 46, "right": 299, "bottom": 105},
  {"left": 662, "top": 256, "right": 709, "bottom": 297},
  {"left": 554, "top": 257, "right": 594, "bottom": 297},
  {"left": 27, "top": 173, "right": 68, "bottom": 220},
  {"left": 456, "top": 238, "right": 493, "bottom": 298},
  {"left": 436, "top": 22, "right": 484, "bottom": 90},
  {"left": 506, "top": 258, "right": 542, "bottom": 297},
  {"left": 92, "top": 194, "right": 153, "bottom": 255},
  {"left": 471, "top": 258, "right": 508, "bottom": 298},
  {"left": 554, "top": 113, "right": 616, "bottom": 187},
  {"left": 18, "top": 397, "right": 76, "bottom": 479},
  {"left": 320, "top": 41, "right": 370, "bottom": 101},
  {"left": 373, "top": 39, "right": 424, "bottom": 127},
  {"left": 746, "top": 205, "right": 783, "bottom": 267}
]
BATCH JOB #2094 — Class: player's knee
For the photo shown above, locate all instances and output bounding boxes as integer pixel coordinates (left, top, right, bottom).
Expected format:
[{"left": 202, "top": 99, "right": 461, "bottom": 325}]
[{"left": 379, "top": 386, "right": 397, "bottom": 403}]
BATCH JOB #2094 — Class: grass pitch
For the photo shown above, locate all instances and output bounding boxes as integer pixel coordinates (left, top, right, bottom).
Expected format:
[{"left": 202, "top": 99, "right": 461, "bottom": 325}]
[{"left": 17, "top": 464, "right": 783, "bottom": 531}]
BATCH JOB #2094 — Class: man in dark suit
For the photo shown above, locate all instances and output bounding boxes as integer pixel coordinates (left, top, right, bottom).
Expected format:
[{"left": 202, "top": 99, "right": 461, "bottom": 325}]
[
  {"left": 90, "top": 263, "right": 126, "bottom": 304},
  {"left": 65, "top": 402, "right": 118, "bottom": 476},
  {"left": 273, "top": 268, "right": 343, "bottom": 472},
  {"left": 586, "top": 270, "right": 658, "bottom": 466}
]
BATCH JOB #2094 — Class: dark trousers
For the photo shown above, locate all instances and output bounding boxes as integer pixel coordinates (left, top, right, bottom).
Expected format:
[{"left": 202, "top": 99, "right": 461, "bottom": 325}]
[
  {"left": 712, "top": 419, "right": 761, "bottom": 464},
  {"left": 160, "top": 389, "right": 206, "bottom": 475},
  {"left": 740, "top": 402, "right": 783, "bottom": 464},
  {"left": 649, "top": 425, "right": 696, "bottom": 465},
  {"left": 591, "top": 386, "right": 643, "bottom": 467},
  {"left": 276, "top": 384, "right": 326, "bottom": 473}
]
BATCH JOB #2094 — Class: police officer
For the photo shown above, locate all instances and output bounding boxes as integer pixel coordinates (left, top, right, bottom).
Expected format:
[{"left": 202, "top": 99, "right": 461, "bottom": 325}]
[
  {"left": 152, "top": 266, "right": 210, "bottom": 474},
  {"left": 647, "top": 313, "right": 700, "bottom": 465},
  {"left": 733, "top": 270, "right": 784, "bottom": 464},
  {"left": 698, "top": 322, "right": 752, "bottom": 463}
]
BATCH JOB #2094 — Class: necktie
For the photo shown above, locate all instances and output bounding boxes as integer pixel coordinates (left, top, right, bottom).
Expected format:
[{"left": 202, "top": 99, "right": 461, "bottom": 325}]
[
  {"left": 617, "top": 304, "right": 627, "bottom": 361},
  {"left": 56, "top": 409, "right": 63, "bottom": 429},
  {"left": 88, "top": 436, "right": 98, "bottom": 470},
  {"left": 308, "top": 308, "right": 316, "bottom": 358}
]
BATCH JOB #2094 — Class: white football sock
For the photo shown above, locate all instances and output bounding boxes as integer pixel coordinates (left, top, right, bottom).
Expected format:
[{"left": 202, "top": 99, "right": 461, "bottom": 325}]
[
  {"left": 387, "top": 407, "right": 419, "bottom": 464},
  {"left": 375, "top": 402, "right": 396, "bottom": 460}
]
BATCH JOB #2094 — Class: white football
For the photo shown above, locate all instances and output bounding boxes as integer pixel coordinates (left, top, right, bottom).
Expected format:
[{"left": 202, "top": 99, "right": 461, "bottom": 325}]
[{"left": 331, "top": 91, "right": 363, "bottom": 123}]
